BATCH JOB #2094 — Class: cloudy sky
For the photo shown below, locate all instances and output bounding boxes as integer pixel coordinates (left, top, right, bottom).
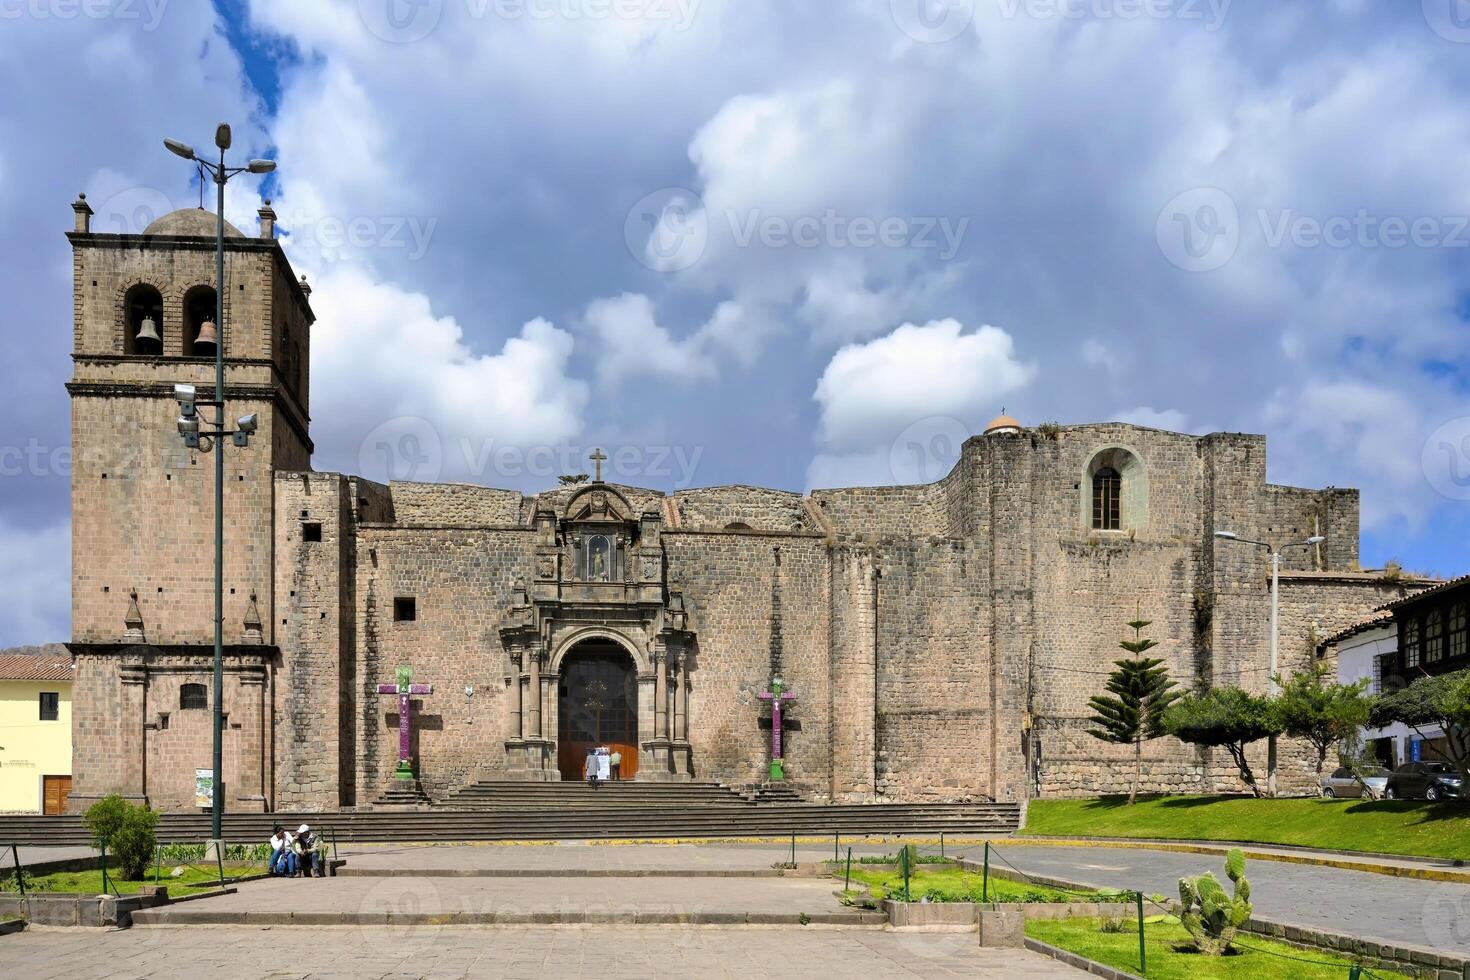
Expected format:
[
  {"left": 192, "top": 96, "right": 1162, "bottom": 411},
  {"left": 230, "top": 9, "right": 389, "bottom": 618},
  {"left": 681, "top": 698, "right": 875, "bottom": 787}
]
[{"left": 1, "top": 0, "right": 1468, "bottom": 645}]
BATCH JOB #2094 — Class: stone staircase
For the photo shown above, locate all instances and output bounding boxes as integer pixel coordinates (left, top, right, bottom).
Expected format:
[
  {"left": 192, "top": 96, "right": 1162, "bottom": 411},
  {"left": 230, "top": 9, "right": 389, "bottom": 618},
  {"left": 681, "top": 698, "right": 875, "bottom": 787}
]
[{"left": 0, "top": 785, "right": 1020, "bottom": 845}]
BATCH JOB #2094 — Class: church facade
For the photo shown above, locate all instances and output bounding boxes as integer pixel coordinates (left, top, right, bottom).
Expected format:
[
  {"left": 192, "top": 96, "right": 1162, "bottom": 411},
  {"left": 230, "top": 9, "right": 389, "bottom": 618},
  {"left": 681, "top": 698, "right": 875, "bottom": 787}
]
[{"left": 63, "top": 200, "right": 1421, "bottom": 813}]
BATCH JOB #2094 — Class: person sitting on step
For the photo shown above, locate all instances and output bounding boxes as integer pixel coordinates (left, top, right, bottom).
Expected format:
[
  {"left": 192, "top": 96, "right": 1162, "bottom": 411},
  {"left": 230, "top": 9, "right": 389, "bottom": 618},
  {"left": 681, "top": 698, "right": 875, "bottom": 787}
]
[
  {"left": 292, "top": 823, "right": 325, "bottom": 877},
  {"left": 268, "top": 825, "right": 296, "bottom": 877}
]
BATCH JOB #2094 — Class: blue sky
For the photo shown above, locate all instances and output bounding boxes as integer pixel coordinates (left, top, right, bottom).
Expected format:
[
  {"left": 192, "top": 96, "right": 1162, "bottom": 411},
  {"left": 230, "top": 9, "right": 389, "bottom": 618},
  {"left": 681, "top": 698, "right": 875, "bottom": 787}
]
[{"left": 0, "top": 1, "right": 1468, "bottom": 645}]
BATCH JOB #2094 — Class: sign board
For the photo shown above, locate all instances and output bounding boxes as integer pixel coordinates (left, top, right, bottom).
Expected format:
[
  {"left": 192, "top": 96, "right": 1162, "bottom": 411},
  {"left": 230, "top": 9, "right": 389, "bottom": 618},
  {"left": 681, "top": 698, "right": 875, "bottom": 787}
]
[
  {"left": 195, "top": 769, "right": 214, "bottom": 808},
  {"left": 1410, "top": 739, "right": 1422, "bottom": 762}
]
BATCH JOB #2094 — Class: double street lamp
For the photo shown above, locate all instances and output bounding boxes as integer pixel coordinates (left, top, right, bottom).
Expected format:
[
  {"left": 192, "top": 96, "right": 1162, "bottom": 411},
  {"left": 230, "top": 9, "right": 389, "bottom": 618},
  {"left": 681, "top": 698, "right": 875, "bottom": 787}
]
[
  {"left": 164, "top": 124, "right": 275, "bottom": 843},
  {"left": 1213, "top": 529, "right": 1326, "bottom": 796}
]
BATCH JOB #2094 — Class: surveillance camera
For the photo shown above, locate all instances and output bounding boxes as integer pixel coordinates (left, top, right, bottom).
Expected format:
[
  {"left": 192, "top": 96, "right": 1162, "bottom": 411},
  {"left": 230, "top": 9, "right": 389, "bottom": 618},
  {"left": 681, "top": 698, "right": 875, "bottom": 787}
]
[
  {"left": 178, "top": 416, "right": 199, "bottom": 436},
  {"left": 236, "top": 413, "right": 258, "bottom": 434},
  {"left": 174, "top": 384, "right": 197, "bottom": 417},
  {"left": 231, "top": 431, "right": 250, "bottom": 448}
]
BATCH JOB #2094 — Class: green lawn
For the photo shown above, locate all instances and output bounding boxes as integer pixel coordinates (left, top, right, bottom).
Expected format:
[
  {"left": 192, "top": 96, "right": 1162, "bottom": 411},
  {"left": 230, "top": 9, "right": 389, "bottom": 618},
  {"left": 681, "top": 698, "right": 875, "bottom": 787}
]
[
  {"left": 1025, "top": 796, "right": 1470, "bottom": 860},
  {"left": 0, "top": 863, "right": 253, "bottom": 898},
  {"left": 837, "top": 866, "right": 1117, "bottom": 904},
  {"left": 1027, "top": 917, "right": 1413, "bottom": 980}
]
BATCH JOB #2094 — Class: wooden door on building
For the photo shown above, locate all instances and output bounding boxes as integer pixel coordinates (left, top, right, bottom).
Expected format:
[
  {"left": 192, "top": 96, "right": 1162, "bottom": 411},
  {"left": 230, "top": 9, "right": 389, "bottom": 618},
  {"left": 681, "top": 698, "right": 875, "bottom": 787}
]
[
  {"left": 557, "top": 645, "right": 639, "bottom": 780},
  {"left": 42, "top": 775, "right": 72, "bottom": 815}
]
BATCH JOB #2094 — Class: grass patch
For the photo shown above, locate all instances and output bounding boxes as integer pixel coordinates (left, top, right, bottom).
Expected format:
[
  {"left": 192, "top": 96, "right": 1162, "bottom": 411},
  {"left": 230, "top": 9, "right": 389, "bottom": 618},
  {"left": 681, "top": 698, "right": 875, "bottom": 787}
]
[
  {"left": 836, "top": 866, "right": 1118, "bottom": 905},
  {"left": 1026, "top": 917, "right": 1415, "bottom": 980},
  {"left": 1025, "top": 795, "right": 1470, "bottom": 860},
  {"left": 0, "top": 863, "right": 255, "bottom": 898}
]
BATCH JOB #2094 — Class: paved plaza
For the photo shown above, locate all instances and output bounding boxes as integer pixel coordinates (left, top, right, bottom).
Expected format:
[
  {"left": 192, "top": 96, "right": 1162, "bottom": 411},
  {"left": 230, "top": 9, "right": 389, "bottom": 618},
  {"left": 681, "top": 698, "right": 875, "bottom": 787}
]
[{"left": 3, "top": 926, "right": 1084, "bottom": 978}]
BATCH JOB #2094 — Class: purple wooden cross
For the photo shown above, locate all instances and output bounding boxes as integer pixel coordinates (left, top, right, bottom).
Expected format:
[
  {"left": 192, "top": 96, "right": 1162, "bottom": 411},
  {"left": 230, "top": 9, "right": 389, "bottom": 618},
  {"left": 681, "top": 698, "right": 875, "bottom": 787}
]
[
  {"left": 377, "top": 665, "right": 432, "bottom": 780},
  {"left": 757, "top": 676, "right": 796, "bottom": 781}
]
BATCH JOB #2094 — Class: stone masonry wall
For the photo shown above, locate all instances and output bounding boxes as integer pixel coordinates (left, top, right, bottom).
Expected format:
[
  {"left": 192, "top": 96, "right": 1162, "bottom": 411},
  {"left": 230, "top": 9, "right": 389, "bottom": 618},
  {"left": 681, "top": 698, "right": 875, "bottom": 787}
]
[
  {"left": 671, "top": 487, "right": 815, "bottom": 532},
  {"left": 354, "top": 526, "right": 536, "bottom": 802},
  {"left": 663, "top": 532, "right": 831, "bottom": 793},
  {"left": 389, "top": 482, "right": 522, "bottom": 526}
]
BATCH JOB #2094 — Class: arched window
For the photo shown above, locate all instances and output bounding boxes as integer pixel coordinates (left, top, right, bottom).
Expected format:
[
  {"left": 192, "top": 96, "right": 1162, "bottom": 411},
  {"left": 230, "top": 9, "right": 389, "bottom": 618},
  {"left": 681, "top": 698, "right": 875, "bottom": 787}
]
[
  {"left": 179, "top": 683, "right": 207, "bottom": 710},
  {"left": 1083, "top": 447, "right": 1148, "bottom": 531},
  {"left": 1426, "top": 610, "right": 1445, "bottom": 663},
  {"left": 1092, "top": 467, "right": 1121, "bottom": 531},
  {"left": 182, "top": 285, "right": 218, "bottom": 356},
  {"left": 123, "top": 284, "right": 164, "bottom": 355}
]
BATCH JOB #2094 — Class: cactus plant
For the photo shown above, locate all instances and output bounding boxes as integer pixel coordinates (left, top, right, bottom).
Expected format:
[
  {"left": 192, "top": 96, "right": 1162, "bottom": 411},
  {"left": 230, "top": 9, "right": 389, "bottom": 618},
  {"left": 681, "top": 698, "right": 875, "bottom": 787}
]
[{"left": 1175, "top": 848, "right": 1252, "bottom": 955}]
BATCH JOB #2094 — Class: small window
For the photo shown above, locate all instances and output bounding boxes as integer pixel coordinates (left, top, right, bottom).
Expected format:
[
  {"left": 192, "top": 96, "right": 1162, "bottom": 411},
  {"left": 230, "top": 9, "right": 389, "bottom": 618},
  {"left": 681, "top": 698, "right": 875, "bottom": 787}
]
[
  {"left": 180, "top": 683, "right": 207, "bottom": 710},
  {"left": 302, "top": 522, "right": 322, "bottom": 542},
  {"left": 1404, "top": 618, "right": 1422, "bottom": 669},
  {"left": 157, "top": 712, "right": 170, "bottom": 731},
  {"left": 394, "top": 597, "right": 417, "bottom": 622},
  {"left": 38, "top": 692, "right": 59, "bottom": 721}
]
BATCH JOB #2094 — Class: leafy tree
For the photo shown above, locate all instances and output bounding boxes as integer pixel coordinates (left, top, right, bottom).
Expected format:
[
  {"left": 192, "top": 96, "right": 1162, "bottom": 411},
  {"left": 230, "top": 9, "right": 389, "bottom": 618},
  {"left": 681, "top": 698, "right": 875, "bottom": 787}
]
[
  {"left": 1165, "top": 688, "right": 1281, "bottom": 798},
  {"left": 83, "top": 795, "right": 159, "bottom": 880},
  {"left": 1086, "top": 616, "right": 1180, "bottom": 804},
  {"left": 1370, "top": 668, "right": 1470, "bottom": 783},
  {"left": 1273, "top": 663, "right": 1374, "bottom": 778},
  {"left": 558, "top": 473, "right": 590, "bottom": 485}
]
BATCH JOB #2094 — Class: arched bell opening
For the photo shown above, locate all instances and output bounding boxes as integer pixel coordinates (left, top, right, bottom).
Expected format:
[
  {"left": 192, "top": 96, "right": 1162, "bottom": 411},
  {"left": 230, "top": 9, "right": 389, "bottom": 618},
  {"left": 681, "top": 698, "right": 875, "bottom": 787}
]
[
  {"left": 123, "top": 284, "right": 164, "bottom": 356},
  {"left": 556, "top": 639, "right": 639, "bottom": 781},
  {"left": 182, "top": 284, "right": 219, "bottom": 356}
]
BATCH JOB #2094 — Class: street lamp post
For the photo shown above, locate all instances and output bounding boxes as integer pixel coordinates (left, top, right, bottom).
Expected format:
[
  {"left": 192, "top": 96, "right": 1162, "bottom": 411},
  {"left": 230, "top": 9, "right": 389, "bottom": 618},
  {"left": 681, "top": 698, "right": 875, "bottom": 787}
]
[
  {"left": 164, "top": 125, "right": 275, "bottom": 845},
  {"left": 1213, "top": 529, "right": 1326, "bottom": 796}
]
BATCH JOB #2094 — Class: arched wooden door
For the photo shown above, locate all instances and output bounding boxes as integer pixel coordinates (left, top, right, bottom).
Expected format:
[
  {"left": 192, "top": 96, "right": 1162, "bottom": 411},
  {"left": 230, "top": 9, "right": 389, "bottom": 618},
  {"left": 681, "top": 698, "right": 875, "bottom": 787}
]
[{"left": 557, "top": 643, "right": 639, "bottom": 780}]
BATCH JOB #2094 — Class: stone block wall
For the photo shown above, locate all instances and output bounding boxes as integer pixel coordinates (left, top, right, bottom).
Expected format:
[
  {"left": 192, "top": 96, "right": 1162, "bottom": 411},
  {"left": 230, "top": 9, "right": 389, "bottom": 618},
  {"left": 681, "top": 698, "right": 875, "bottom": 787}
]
[
  {"left": 389, "top": 482, "right": 522, "bottom": 526},
  {"left": 663, "top": 531, "right": 831, "bottom": 792},
  {"left": 353, "top": 526, "right": 536, "bottom": 802},
  {"left": 671, "top": 486, "right": 815, "bottom": 532}
]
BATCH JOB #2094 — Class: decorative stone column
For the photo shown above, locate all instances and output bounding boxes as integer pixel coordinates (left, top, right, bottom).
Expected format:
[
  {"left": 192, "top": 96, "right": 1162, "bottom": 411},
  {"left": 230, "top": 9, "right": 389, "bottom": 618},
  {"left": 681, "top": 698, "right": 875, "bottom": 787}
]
[
  {"left": 509, "top": 649, "right": 524, "bottom": 741},
  {"left": 671, "top": 650, "right": 691, "bottom": 777},
  {"left": 652, "top": 644, "right": 668, "bottom": 741}
]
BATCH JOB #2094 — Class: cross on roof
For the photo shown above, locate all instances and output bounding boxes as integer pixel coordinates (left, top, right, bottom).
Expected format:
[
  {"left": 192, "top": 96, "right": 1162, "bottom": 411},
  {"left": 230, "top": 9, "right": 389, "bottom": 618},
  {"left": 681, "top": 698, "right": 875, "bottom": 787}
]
[{"left": 589, "top": 447, "right": 607, "bottom": 482}]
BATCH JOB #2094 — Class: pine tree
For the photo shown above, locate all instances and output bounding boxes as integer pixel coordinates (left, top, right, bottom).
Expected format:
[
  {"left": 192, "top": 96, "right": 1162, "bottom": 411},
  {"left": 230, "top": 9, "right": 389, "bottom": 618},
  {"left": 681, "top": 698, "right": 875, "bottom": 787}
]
[{"left": 1087, "top": 613, "right": 1181, "bottom": 804}]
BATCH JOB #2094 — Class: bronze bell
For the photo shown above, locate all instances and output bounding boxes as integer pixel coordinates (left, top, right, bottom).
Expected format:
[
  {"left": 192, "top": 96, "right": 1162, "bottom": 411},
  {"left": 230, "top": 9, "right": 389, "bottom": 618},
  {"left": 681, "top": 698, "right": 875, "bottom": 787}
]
[
  {"left": 194, "top": 319, "right": 219, "bottom": 352},
  {"left": 134, "top": 315, "right": 161, "bottom": 348}
]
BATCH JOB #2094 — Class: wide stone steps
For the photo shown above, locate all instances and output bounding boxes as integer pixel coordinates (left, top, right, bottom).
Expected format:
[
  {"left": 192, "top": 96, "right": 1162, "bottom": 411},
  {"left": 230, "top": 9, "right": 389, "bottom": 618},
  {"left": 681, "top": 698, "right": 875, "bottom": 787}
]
[
  {"left": 441, "top": 781, "right": 759, "bottom": 809},
  {"left": 0, "top": 801, "right": 1019, "bottom": 846}
]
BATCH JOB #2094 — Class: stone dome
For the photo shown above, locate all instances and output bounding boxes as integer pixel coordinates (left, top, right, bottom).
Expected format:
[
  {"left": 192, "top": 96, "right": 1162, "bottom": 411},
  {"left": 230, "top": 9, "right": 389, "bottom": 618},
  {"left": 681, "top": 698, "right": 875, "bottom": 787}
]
[
  {"left": 984, "top": 413, "right": 1022, "bottom": 435},
  {"left": 143, "top": 207, "right": 245, "bottom": 238}
]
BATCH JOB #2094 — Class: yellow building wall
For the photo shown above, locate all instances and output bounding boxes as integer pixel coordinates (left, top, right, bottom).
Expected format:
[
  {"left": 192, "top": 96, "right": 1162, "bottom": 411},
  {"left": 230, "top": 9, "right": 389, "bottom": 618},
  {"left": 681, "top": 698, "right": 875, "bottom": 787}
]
[{"left": 0, "top": 681, "right": 72, "bottom": 813}]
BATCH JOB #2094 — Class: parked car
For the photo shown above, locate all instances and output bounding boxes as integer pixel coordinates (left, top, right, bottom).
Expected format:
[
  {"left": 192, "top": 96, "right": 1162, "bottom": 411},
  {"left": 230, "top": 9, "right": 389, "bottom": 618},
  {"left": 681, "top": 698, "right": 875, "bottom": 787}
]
[
  {"left": 1320, "top": 766, "right": 1390, "bottom": 799},
  {"left": 1385, "top": 762, "right": 1464, "bottom": 801}
]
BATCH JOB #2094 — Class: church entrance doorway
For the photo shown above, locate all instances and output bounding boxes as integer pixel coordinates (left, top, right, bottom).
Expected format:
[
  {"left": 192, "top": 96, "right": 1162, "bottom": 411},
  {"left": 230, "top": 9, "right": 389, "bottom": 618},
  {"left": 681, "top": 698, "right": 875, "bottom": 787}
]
[{"left": 557, "top": 641, "right": 639, "bottom": 781}]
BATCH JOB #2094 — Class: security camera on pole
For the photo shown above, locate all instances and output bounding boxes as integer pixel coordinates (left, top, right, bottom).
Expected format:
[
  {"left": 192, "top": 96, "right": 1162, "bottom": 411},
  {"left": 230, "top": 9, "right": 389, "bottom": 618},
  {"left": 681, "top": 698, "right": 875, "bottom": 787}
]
[
  {"left": 164, "top": 124, "right": 275, "bottom": 857},
  {"left": 1213, "top": 530, "right": 1325, "bottom": 797}
]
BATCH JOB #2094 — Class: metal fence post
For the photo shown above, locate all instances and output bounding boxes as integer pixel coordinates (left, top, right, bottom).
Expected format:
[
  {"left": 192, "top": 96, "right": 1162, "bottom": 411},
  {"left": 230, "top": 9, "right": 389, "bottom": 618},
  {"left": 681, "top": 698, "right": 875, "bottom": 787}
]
[
  {"left": 11, "top": 844, "right": 29, "bottom": 922},
  {"left": 1136, "top": 891, "right": 1146, "bottom": 976},
  {"left": 845, "top": 846, "right": 853, "bottom": 891},
  {"left": 330, "top": 827, "right": 338, "bottom": 863},
  {"left": 790, "top": 832, "right": 796, "bottom": 867},
  {"left": 940, "top": 832, "right": 945, "bottom": 860},
  {"left": 216, "top": 839, "right": 226, "bottom": 888},
  {"left": 834, "top": 832, "right": 839, "bottom": 863},
  {"left": 982, "top": 842, "right": 990, "bottom": 903},
  {"left": 155, "top": 843, "right": 162, "bottom": 884},
  {"left": 100, "top": 841, "right": 114, "bottom": 896},
  {"left": 900, "top": 844, "right": 911, "bottom": 902},
  {"left": 1348, "top": 967, "right": 1360, "bottom": 980}
]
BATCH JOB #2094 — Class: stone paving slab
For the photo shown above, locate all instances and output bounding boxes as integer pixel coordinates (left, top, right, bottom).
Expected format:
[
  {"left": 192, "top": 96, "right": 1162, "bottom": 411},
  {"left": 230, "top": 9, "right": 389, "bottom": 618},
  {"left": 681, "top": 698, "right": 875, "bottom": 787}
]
[{"left": 1, "top": 924, "right": 1089, "bottom": 978}]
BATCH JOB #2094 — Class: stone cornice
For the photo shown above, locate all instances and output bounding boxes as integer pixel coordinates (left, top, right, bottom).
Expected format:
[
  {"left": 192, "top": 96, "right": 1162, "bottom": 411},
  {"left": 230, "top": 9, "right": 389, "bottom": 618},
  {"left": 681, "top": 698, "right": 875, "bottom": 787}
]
[{"left": 65, "top": 377, "right": 313, "bottom": 453}]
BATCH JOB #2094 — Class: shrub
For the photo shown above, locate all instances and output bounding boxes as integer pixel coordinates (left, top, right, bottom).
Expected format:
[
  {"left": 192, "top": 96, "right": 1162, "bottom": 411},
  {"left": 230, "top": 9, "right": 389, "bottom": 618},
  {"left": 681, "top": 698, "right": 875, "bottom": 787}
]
[
  {"left": 1175, "top": 848, "right": 1252, "bottom": 955},
  {"left": 83, "top": 795, "right": 158, "bottom": 880}
]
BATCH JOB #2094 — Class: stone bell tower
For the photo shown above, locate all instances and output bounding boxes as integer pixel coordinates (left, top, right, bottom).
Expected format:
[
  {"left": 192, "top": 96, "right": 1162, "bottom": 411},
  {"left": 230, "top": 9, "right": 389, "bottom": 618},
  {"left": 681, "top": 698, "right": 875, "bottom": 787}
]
[{"left": 65, "top": 195, "right": 313, "bottom": 811}]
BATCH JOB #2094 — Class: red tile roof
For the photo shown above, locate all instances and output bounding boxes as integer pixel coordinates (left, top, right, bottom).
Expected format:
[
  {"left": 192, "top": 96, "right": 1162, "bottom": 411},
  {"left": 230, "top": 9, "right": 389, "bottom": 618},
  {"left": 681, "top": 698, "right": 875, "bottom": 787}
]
[{"left": 0, "top": 645, "right": 73, "bottom": 681}]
